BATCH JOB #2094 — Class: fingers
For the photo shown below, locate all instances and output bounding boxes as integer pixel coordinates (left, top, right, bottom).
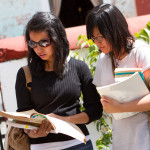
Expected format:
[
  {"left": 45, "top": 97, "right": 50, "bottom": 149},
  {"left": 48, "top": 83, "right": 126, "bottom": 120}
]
[
  {"left": 101, "top": 95, "right": 109, "bottom": 101},
  {"left": 100, "top": 96, "right": 111, "bottom": 113},
  {"left": 101, "top": 99, "right": 107, "bottom": 106},
  {"left": 24, "top": 129, "right": 30, "bottom": 134},
  {"left": 46, "top": 122, "right": 52, "bottom": 134},
  {"left": 101, "top": 96, "right": 109, "bottom": 106},
  {"left": 36, "top": 119, "right": 52, "bottom": 136},
  {"left": 101, "top": 95, "right": 113, "bottom": 103},
  {"left": 26, "top": 119, "right": 52, "bottom": 138},
  {"left": 37, "top": 120, "right": 48, "bottom": 135}
]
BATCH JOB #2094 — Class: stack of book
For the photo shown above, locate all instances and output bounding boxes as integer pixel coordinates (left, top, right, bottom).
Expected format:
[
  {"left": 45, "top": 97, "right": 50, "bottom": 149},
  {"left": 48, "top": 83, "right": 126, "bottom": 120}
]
[{"left": 115, "top": 68, "right": 144, "bottom": 82}]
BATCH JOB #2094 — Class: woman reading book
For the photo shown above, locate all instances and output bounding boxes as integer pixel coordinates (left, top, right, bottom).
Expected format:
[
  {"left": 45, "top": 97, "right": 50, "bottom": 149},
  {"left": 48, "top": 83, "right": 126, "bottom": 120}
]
[
  {"left": 15, "top": 12, "right": 103, "bottom": 150},
  {"left": 86, "top": 3, "right": 150, "bottom": 150}
]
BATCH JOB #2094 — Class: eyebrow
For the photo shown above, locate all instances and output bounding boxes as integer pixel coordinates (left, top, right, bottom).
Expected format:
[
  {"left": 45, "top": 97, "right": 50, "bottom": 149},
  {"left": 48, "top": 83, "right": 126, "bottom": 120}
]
[{"left": 93, "top": 34, "right": 103, "bottom": 37}]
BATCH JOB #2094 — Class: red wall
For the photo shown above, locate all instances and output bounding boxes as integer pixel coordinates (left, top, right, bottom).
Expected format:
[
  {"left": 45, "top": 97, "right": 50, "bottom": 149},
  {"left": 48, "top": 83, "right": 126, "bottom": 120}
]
[{"left": 136, "top": 0, "right": 150, "bottom": 16}]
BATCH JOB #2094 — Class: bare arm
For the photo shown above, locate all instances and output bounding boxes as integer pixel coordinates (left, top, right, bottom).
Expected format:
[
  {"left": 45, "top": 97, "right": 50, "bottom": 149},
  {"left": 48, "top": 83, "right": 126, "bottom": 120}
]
[{"left": 49, "top": 112, "right": 89, "bottom": 124}]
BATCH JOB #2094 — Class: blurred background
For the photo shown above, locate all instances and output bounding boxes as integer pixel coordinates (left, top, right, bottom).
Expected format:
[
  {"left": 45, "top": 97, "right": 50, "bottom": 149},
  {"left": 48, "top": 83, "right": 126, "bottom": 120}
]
[{"left": 0, "top": 0, "right": 150, "bottom": 39}]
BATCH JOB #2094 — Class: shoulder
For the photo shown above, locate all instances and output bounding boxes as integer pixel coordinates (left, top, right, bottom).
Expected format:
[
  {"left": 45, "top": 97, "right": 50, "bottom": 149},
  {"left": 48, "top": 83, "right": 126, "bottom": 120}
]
[
  {"left": 15, "top": 67, "right": 26, "bottom": 87},
  {"left": 134, "top": 39, "right": 149, "bottom": 47},
  {"left": 133, "top": 40, "right": 150, "bottom": 54},
  {"left": 133, "top": 40, "right": 150, "bottom": 71},
  {"left": 17, "top": 67, "right": 24, "bottom": 75},
  {"left": 97, "top": 53, "right": 110, "bottom": 63},
  {"left": 133, "top": 40, "right": 150, "bottom": 62},
  {"left": 96, "top": 53, "right": 111, "bottom": 69},
  {"left": 16, "top": 67, "right": 25, "bottom": 79},
  {"left": 69, "top": 57, "right": 89, "bottom": 69},
  {"left": 69, "top": 57, "right": 92, "bottom": 78}
]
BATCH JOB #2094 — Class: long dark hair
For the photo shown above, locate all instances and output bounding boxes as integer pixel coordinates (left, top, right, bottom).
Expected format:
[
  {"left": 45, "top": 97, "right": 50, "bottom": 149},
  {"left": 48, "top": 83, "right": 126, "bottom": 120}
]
[
  {"left": 86, "top": 4, "right": 135, "bottom": 70},
  {"left": 25, "top": 12, "right": 69, "bottom": 77}
]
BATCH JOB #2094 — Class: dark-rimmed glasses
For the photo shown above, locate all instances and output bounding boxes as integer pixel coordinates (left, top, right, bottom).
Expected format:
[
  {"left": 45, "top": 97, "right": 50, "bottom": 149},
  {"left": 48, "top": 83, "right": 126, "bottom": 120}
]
[
  {"left": 92, "top": 36, "right": 104, "bottom": 42},
  {"left": 27, "top": 39, "right": 51, "bottom": 48}
]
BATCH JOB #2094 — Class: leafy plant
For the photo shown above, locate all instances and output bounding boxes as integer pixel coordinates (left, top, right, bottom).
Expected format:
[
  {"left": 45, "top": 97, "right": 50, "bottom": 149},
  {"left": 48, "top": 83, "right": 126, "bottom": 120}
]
[
  {"left": 135, "top": 22, "right": 150, "bottom": 44},
  {"left": 76, "top": 34, "right": 99, "bottom": 75},
  {"left": 74, "top": 34, "right": 112, "bottom": 149}
]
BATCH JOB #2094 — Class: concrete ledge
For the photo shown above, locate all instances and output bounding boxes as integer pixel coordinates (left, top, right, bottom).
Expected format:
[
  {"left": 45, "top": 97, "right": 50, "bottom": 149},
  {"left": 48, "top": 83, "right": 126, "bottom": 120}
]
[{"left": 0, "top": 14, "right": 149, "bottom": 62}]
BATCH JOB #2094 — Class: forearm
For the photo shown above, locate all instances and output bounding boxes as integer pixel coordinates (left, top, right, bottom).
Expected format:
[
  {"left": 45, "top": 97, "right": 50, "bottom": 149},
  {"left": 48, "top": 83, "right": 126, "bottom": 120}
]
[
  {"left": 50, "top": 112, "right": 89, "bottom": 124},
  {"left": 119, "top": 93, "right": 150, "bottom": 112},
  {"left": 65, "top": 112, "right": 89, "bottom": 124}
]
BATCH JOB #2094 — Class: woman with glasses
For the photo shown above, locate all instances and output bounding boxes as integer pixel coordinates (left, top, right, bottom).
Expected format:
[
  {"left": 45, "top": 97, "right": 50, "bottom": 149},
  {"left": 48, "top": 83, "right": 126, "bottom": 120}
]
[
  {"left": 15, "top": 12, "right": 103, "bottom": 150},
  {"left": 86, "top": 3, "right": 150, "bottom": 150}
]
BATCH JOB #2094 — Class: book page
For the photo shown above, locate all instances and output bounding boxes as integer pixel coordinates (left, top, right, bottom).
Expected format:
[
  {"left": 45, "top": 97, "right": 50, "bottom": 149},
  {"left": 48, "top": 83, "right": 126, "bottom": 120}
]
[
  {"left": 97, "top": 72, "right": 149, "bottom": 120},
  {"left": 46, "top": 115, "right": 86, "bottom": 143}
]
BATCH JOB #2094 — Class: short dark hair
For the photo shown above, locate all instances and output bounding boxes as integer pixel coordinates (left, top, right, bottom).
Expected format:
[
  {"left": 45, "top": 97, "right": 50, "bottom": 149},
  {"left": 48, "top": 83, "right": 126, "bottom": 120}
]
[
  {"left": 25, "top": 12, "right": 69, "bottom": 77},
  {"left": 86, "top": 4, "right": 134, "bottom": 58}
]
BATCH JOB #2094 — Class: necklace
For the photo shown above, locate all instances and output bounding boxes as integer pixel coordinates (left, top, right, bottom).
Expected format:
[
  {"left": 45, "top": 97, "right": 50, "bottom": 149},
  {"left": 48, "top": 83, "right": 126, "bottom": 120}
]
[
  {"left": 114, "top": 51, "right": 127, "bottom": 68},
  {"left": 114, "top": 58, "right": 120, "bottom": 68}
]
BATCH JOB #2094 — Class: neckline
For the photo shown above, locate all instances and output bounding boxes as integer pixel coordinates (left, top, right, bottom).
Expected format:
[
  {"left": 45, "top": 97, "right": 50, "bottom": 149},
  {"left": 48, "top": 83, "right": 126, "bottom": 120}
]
[{"left": 44, "top": 56, "right": 72, "bottom": 72}]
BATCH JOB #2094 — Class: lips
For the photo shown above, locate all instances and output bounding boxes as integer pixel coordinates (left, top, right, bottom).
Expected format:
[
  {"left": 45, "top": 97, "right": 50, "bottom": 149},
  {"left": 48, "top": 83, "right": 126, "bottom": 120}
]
[
  {"left": 99, "top": 47, "right": 104, "bottom": 50},
  {"left": 39, "top": 54, "right": 46, "bottom": 58}
]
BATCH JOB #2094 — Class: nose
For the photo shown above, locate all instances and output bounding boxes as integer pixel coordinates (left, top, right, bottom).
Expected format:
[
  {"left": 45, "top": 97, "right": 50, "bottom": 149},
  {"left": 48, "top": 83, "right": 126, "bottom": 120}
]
[{"left": 34, "top": 44, "right": 43, "bottom": 51}]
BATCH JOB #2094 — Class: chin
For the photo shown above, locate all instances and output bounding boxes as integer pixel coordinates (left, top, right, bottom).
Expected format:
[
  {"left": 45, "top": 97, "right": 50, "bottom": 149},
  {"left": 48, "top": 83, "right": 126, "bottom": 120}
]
[
  {"left": 40, "top": 57, "right": 47, "bottom": 61},
  {"left": 101, "top": 51, "right": 109, "bottom": 54},
  {"left": 101, "top": 50, "right": 110, "bottom": 54}
]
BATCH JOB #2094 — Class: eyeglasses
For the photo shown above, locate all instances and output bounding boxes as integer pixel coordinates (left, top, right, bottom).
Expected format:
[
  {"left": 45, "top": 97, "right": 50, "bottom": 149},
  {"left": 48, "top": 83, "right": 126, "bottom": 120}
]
[
  {"left": 92, "top": 36, "right": 104, "bottom": 42},
  {"left": 27, "top": 39, "right": 51, "bottom": 48}
]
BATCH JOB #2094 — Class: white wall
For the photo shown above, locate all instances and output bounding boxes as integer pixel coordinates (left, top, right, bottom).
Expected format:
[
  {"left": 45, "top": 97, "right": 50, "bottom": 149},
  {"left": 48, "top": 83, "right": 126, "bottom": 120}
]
[
  {"left": 0, "top": 0, "right": 50, "bottom": 39},
  {"left": 103, "top": 0, "right": 137, "bottom": 18},
  {"left": 0, "top": 58, "right": 28, "bottom": 112}
]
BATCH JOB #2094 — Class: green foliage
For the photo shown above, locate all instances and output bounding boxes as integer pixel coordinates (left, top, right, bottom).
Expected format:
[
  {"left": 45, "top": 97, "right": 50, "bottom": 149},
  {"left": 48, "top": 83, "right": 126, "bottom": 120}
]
[
  {"left": 74, "top": 34, "right": 112, "bottom": 150},
  {"left": 96, "top": 113, "right": 112, "bottom": 150},
  {"left": 76, "top": 34, "right": 99, "bottom": 76},
  {"left": 135, "top": 22, "right": 150, "bottom": 44}
]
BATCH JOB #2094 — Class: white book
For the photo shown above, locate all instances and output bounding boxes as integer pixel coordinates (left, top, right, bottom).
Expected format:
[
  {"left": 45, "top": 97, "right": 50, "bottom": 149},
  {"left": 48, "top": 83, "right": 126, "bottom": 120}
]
[
  {"left": 97, "top": 72, "right": 149, "bottom": 120},
  {"left": 6, "top": 120, "right": 56, "bottom": 133},
  {"left": 6, "top": 120, "right": 39, "bottom": 130}
]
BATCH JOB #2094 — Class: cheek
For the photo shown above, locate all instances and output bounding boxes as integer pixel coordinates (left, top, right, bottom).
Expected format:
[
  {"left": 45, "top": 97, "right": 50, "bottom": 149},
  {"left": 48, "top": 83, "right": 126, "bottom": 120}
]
[
  {"left": 46, "top": 46, "right": 54, "bottom": 55},
  {"left": 105, "top": 42, "right": 112, "bottom": 52},
  {"left": 106, "top": 45, "right": 111, "bottom": 51}
]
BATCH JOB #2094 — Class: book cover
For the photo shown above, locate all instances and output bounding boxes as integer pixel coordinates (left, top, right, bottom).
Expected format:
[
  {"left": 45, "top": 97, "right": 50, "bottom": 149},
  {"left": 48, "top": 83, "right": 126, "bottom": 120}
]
[{"left": 97, "top": 72, "right": 149, "bottom": 120}]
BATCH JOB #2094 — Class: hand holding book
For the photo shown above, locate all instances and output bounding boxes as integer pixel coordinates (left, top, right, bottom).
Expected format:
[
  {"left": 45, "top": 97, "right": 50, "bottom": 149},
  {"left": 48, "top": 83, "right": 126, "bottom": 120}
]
[
  {"left": 0, "top": 109, "right": 86, "bottom": 143},
  {"left": 100, "top": 95, "right": 122, "bottom": 114},
  {"left": 97, "top": 70, "right": 149, "bottom": 120}
]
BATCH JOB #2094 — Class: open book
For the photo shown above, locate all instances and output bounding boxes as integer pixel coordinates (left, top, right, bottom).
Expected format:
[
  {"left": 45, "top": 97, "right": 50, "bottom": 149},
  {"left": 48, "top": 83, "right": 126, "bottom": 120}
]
[
  {"left": 97, "top": 72, "right": 149, "bottom": 120},
  {"left": 0, "top": 109, "right": 86, "bottom": 143}
]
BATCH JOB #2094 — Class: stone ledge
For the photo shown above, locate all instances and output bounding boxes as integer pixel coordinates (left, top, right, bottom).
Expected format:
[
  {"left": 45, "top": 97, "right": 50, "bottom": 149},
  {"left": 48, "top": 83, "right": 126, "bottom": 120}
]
[{"left": 0, "top": 14, "right": 149, "bottom": 63}]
